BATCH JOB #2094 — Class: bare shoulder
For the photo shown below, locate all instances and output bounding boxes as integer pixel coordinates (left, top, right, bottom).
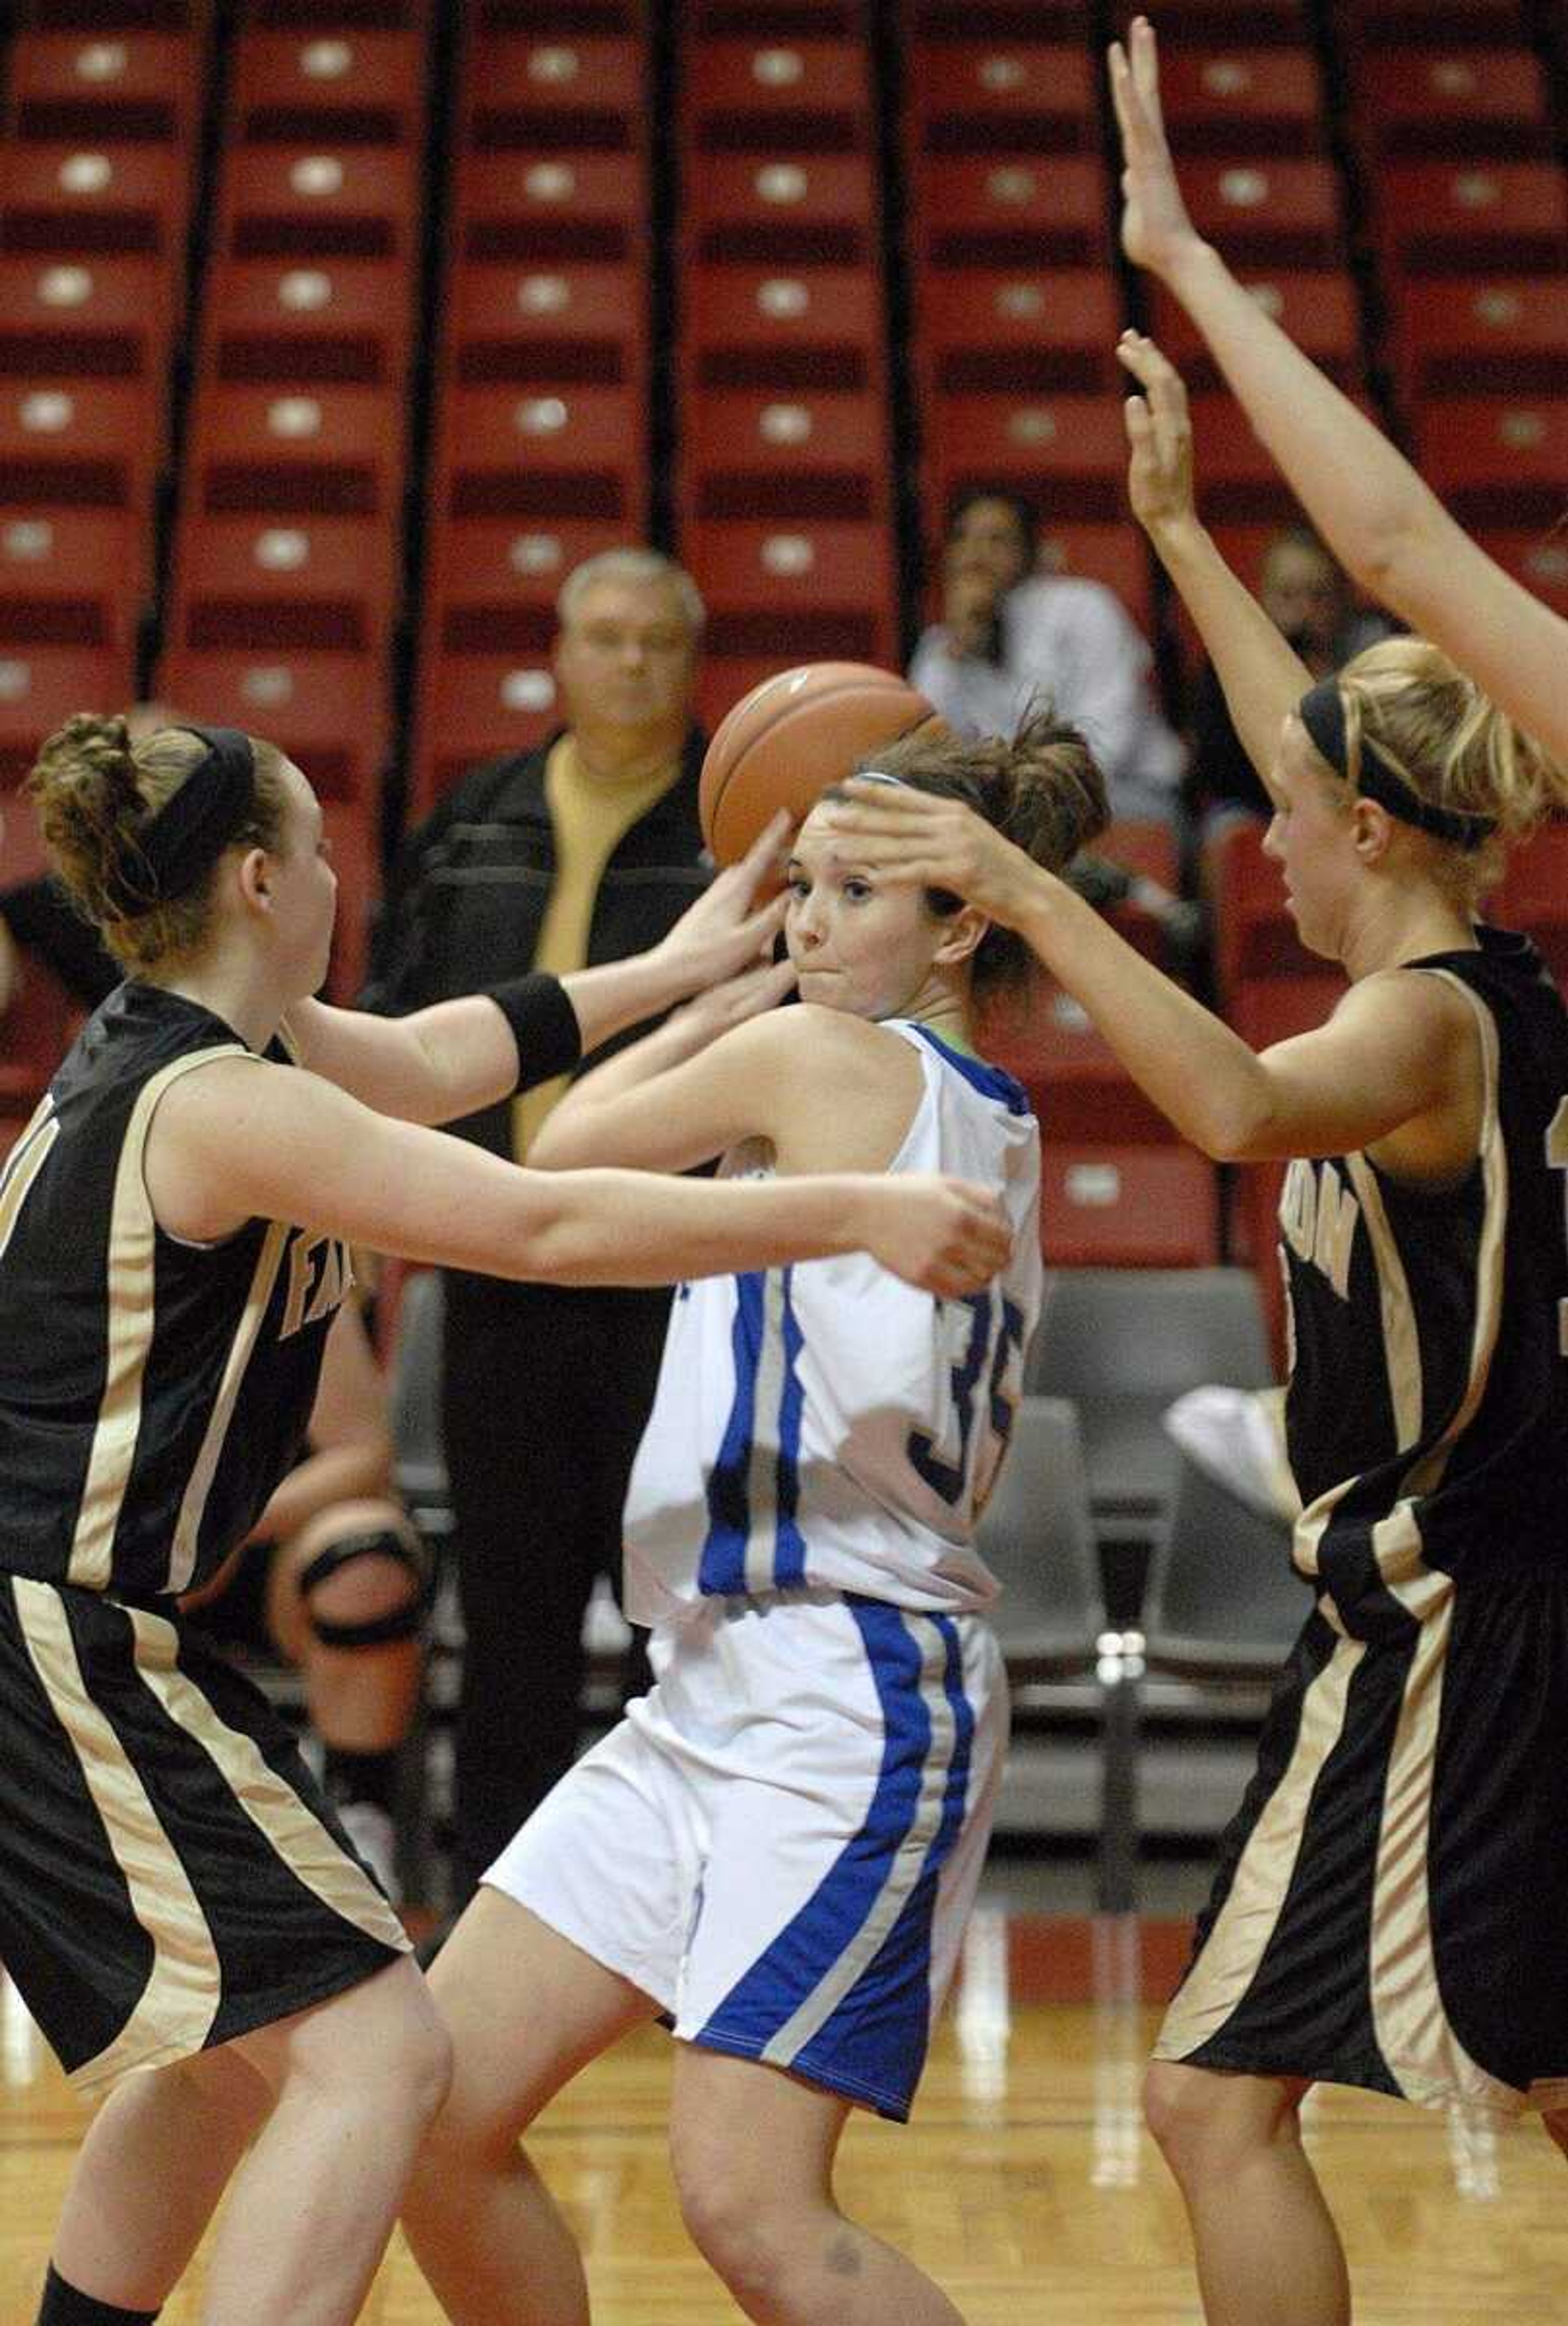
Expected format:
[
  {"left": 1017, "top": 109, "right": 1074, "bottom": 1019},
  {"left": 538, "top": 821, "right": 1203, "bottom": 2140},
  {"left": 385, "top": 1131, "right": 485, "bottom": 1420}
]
[{"left": 758, "top": 1007, "right": 927, "bottom": 1173}]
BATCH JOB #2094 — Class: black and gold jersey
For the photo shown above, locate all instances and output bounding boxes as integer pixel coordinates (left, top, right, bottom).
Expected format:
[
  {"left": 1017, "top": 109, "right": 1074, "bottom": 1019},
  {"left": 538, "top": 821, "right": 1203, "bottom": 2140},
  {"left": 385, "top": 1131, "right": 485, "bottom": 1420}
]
[
  {"left": 0, "top": 982, "right": 350, "bottom": 1601},
  {"left": 1281, "top": 924, "right": 1568, "bottom": 1629}
]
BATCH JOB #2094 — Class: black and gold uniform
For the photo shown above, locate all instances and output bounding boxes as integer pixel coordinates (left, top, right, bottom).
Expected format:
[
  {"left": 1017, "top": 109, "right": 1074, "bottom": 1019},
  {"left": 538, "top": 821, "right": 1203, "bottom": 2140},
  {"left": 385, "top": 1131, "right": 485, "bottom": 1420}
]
[
  {"left": 1156, "top": 926, "right": 1568, "bottom": 2112},
  {"left": 0, "top": 983, "right": 407, "bottom": 2093}
]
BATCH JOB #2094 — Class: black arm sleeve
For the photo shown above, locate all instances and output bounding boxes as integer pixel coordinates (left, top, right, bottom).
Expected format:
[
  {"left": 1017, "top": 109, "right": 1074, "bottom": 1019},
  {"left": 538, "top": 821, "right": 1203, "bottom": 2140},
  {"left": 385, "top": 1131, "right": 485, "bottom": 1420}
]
[{"left": 483, "top": 973, "right": 583, "bottom": 1093}]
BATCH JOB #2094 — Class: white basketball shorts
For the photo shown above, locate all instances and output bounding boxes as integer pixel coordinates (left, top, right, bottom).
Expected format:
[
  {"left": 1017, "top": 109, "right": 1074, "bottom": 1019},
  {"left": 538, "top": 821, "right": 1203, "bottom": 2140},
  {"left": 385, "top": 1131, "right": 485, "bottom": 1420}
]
[{"left": 485, "top": 1586, "right": 1007, "bottom": 2121}]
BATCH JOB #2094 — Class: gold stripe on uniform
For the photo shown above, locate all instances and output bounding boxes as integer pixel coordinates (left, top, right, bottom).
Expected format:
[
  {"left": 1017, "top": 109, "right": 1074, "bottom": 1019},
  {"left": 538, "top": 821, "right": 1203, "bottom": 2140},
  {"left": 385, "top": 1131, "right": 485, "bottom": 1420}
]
[
  {"left": 1364, "top": 974, "right": 1515, "bottom": 2105},
  {"left": 1153, "top": 1623, "right": 1365, "bottom": 2064},
  {"left": 125, "top": 1603, "right": 409, "bottom": 1956},
  {"left": 67, "top": 1047, "right": 252, "bottom": 1591},
  {"left": 1343, "top": 1152, "right": 1423, "bottom": 1451},
  {"left": 12, "top": 1577, "right": 223, "bottom": 2093},
  {"left": 167, "top": 1218, "right": 290, "bottom": 1595}
]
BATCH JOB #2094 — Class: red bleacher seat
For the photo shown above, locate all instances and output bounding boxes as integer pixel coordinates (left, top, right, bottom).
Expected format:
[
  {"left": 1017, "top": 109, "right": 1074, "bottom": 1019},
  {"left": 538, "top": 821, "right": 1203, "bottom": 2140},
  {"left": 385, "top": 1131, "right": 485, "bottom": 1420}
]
[
  {"left": 0, "top": 143, "right": 192, "bottom": 260},
  {"left": 1339, "top": 0, "right": 1535, "bottom": 49},
  {"left": 168, "top": 515, "right": 399, "bottom": 655},
  {"left": 1040, "top": 1145, "right": 1221, "bottom": 1269},
  {"left": 454, "top": 152, "right": 646, "bottom": 265},
  {"left": 683, "top": 262, "right": 881, "bottom": 376},
  {"left": 1154, "top": 46, "right": 1325, "bottom": 157},
  {"left": 1391, "top": 277, "right": 1568, "bottom": 401},
  {"left": 1354, "top": 45, "right": 1550, "bottom": 158},
  {"left": 230, "top": 31, "right": 427, "bottom": 145},
  {"left": 408, "top": 651, "right": 560, "bottom": 815},
  {"left": 1412, "top": 395, "right": 1568, "bottom": 524},
  {"left": 909, "top": 154, "right": 1111, "bottom": 270},
  {"left": 422, "top": 517, "right": 627, "bottom": 656},
  {"left": 908, "top": 42, "right": 1098, "bottom": 154},
  {"left": 1491, "top": 818, "right": 1568, "bottom": 989},
  {"left": 679, "top": 386, "right": 888, "bottom": 520},
  {"left": 155, "top": 648, "right": 387, "bottom": 801},
  {"left": 201, "top": 256, "right": 414, "bottom": 385},
  {"left": 5, "top": 32, "right": 201, "bottom": 145},
  {"left": 682, "top": 154, "right": 878, "bottom": 265},
  {"left": 1205, "top": 815, "right": 1314, "bottom": 999},
  {"left": 0, "top": 252, "right": 169, "bottom": 379},
  {"left": 0, "top": 508, "right": 143, "bottom": 651},
  {"left": 684, "top": 38, "right": 873, "bottom": 148},
  {"left": 220, "top": 145, "right": 420, "bottom": 263},
  {"left": 1375, "top": 162, "right": 1568, "bottom": 275},
  {"left": 913, "top": 267, "right": 1121, "bottom": 395},
  {"left": 0, "top": 378, "right": 162, "bottom": 509},
  {"left": 982, "top": 976, "right": 1177, "bottom": 1145},
  {"left": 921, "top": 391, "right": 1128, "bottom": 520},
  {"left": 447, "top": 260, "right": 645, "bottom": 384},
  {"left": 682, "top": 517, "right": 896, "bottom": 664},
  {"left": 187, "top": 383, "right": 405, "bottom": 517},
  {"left": 463, "top": 33, "right": 645, "bottom": 150},
  {"left": 320, "top": 800, "right": 373, "bottom": 1004},
  {"left": 0, "top": 644, "right": 135, "bottom": 785},
  {"left": 436, "top": 383, "right": 649, "bottom": 526},
  {"left": 1469, "top": 529, "right": 1568, "bottom": 624},
  {"left": 1176, "top": 158, "right": 1342, "bottom": 265}
]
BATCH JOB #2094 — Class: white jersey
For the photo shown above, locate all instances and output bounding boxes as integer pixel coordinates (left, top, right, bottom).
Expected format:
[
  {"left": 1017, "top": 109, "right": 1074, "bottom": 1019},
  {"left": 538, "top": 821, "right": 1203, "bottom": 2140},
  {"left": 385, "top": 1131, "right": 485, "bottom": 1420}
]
[{"left": 622, "top": 1021, "right": 1042, "bottom": 1625}]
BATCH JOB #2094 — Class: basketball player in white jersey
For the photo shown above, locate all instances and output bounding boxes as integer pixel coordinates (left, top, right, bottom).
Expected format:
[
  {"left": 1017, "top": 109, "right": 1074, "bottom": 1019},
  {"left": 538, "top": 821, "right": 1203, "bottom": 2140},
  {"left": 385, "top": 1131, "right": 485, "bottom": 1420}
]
[
  {"left": 1, "top": 713, "right": 1011, "bottom": 2326},
  {"left": 400, "top": 707, "right": 1108, "bottom": 2326}
]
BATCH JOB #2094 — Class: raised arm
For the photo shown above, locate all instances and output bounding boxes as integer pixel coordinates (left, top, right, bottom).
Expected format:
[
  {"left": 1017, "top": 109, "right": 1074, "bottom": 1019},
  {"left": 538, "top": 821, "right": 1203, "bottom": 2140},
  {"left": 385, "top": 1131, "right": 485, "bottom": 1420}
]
[
  {"left": 1111, "top": 14, "right": 1568, "bottom": 768},
  {"left": 816, "top": 780, "right": 1470, "bottom": 1166},
  {"left": 143, "top": 1052, "right": 1011, "bottom": 1299},
  {"left": 1118, "top": 331, "right": 1310, "bottom": 797}
]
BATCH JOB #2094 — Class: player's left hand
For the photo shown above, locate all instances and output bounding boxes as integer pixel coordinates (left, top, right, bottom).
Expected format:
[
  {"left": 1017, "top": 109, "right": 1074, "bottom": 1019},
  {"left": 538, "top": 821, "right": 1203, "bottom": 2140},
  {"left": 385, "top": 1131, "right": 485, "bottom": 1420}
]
[
  {"left": 1118, "top": 331, "right": 1197, "bottom": 537},
  {"left": 655, "top": 808, "right": 793, "bottom": 990}
]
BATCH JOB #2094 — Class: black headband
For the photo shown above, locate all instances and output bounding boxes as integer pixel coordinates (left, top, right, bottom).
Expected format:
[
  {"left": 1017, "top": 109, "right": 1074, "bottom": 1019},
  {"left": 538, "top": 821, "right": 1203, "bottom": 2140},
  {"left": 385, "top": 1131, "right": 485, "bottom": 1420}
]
[
  {"left": 1296, "top": 677, "right": 1496, "bottom": 852},
  {"left": 103, "top": 724, "right": 258, "bottom": 918}
]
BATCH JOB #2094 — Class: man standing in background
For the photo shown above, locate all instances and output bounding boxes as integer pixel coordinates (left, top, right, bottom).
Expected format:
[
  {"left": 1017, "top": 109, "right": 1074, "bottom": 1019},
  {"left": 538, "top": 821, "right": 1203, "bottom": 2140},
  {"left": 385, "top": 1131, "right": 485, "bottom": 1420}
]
[{"left": 365, "top": 548, "right": 711, "bottom": 1930}]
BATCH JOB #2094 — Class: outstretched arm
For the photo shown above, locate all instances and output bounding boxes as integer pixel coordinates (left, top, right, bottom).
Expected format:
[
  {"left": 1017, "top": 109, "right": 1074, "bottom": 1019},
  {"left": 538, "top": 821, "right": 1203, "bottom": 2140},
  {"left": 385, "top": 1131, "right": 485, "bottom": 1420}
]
[
  {"left": 816, "top": 780, "right": 1469, "bottom": 1165},
  {"left": 1118, "top": 330, "right": 1311, "bottom": 799},
  {"left": 142, "top": 1053, "right": 1011, "bottom": 1299},
  {"left": 288, "top": 812, "right": 793, "bottom": 1125},
  {"left": 1110, "top": 14, "right": 1568, "bottom": 768}
]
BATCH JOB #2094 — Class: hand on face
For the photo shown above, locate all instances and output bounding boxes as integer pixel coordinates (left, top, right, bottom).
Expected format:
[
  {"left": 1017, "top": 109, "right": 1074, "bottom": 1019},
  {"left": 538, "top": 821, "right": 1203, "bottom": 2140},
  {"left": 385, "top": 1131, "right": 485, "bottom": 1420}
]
[
  {"left": 1109, "top": 18, "right": 1203, "bottom": 282},
  {"left": 1116, "top": 331, "right": 1197, "bottom": 536},
  {"left": 941, "top": 555, "right": 1006, "bottom": 655},
  {"left": 814, "top": 780, "right": 1037, "bottom": 932}
]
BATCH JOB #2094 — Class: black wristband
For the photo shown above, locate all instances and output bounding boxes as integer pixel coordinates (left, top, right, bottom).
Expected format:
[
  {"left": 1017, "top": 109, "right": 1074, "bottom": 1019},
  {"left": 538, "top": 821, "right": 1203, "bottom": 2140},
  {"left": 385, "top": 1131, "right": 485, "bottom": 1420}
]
[{"left": 484, "top": 973, "right": 583, "bottom": 1094}]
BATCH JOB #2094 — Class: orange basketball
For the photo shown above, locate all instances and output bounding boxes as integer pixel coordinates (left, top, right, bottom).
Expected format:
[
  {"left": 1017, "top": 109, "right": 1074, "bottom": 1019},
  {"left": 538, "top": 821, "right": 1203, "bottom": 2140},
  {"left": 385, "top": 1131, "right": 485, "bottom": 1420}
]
[{"left": 699, "top": 662, "right": 936, "bottom": 867}]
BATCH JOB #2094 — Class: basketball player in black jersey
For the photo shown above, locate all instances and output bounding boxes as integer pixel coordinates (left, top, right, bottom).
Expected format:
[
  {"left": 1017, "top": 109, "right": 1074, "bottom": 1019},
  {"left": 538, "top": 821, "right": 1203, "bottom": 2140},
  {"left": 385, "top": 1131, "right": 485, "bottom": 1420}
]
[
  {"left": 0, "top": 712, "right": 1011, "bottom": 2326},
  {"left": 824, "top": 337, "right": 1568, "bottom": 2326}
]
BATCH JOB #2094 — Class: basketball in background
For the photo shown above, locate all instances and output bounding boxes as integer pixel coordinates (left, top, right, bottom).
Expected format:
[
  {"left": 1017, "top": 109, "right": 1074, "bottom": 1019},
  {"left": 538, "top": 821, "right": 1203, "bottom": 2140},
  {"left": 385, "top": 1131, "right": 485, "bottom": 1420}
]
[{"left": 699, "top": 662, "right": 936, "bottom": 867}]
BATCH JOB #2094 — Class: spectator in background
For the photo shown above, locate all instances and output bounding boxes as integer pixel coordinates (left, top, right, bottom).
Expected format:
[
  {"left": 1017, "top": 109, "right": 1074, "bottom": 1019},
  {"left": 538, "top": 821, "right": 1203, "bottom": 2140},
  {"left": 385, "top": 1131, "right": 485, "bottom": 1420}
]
[
  {"left": 363, "top": 546, "right": 712, "bottom": 1929},
  {"left": 909, "top": 485, "right": 1187, "bottom": 826},
  {"left": 1186, "top": 525, "right": 1394, "bottom": 833}
]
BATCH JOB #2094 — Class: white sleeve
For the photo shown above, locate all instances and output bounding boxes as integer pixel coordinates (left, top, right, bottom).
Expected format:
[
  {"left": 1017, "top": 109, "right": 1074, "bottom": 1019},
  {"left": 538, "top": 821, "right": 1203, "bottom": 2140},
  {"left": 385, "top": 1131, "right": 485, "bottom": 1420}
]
[{"left": 1018, "top": 584, "right": 1183, "bottom": 794}]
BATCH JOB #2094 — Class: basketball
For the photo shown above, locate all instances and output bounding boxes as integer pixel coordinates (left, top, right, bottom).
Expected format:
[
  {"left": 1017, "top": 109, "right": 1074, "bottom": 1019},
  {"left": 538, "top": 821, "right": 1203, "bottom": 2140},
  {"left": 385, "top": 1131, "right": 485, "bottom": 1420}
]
[{"left": 699, "top": 662, "right": 936, "bottom": 867}]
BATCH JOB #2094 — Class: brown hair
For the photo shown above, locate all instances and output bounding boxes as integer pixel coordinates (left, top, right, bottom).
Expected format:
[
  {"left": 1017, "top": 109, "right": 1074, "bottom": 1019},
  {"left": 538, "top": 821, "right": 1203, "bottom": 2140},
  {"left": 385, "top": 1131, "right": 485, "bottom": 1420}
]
[
  {"left": 838, "top": 703, "right": 1110, "bottom": 996},
  {"left": 28, "top": 713, "right": 290, "bottom": 971}
]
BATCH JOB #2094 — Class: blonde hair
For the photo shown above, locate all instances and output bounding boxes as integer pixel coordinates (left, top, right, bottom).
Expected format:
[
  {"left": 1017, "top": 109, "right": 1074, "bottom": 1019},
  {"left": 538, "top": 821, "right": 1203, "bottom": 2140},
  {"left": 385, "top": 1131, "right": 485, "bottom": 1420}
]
[
  {"left": 1334, "top": 637, "right": 1568, "bottom": 902},
  {"left": 28, "top": 713, "right": 290, "bottom": 972}
]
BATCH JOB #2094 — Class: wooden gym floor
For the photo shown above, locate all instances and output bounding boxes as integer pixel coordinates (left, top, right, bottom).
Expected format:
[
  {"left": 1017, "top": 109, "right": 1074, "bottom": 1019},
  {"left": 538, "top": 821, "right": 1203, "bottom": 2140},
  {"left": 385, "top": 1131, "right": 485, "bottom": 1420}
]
[{"left": 3, "top": 1899, "right": 1565, "bottom": 2325}]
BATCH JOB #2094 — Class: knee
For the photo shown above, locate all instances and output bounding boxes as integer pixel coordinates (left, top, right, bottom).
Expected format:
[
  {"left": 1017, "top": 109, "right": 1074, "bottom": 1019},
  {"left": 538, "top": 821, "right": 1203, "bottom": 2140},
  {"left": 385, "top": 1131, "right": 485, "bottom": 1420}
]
[
  {"left": 297, "top": 1507, "right": 429, "bottom": 1653},
  {"left": 675, "top": 2174, "right": 797, "bottom": 2306},
  {"left": 1143, "top": 2061, "right": 1298, "bottom": 2189}
]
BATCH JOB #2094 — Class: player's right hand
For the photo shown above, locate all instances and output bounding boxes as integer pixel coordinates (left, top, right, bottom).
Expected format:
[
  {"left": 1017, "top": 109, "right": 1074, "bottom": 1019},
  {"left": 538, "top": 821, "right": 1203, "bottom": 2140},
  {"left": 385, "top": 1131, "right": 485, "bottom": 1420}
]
[{"left": 867, "top": 1174, "right": 1012, "bottom": 1296}]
